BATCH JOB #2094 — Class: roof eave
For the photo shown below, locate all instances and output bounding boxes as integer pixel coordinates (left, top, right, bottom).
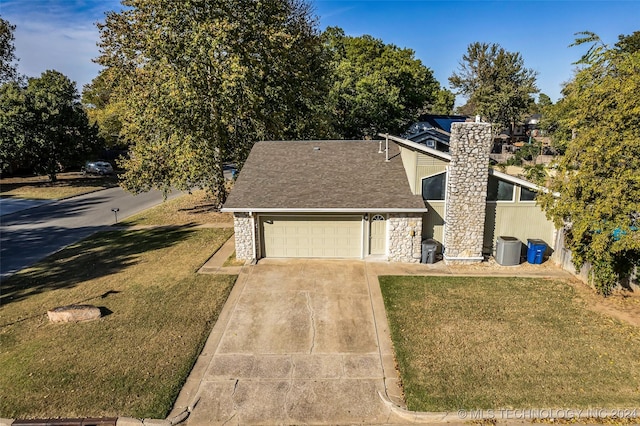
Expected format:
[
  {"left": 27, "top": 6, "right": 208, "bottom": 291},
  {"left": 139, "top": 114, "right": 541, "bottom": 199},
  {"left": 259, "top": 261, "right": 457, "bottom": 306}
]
[
  {"left": 489, "top": 169, "right": 560, "bottom": 197},
  {"left": 221, "top": 207, "right": 428, "bottom": 214},
  {"left": 382, "top": 133, "right": 559, "bottom": 197},
  {"left": 379, "top": 133, "right": 452, "bottom": 161}
]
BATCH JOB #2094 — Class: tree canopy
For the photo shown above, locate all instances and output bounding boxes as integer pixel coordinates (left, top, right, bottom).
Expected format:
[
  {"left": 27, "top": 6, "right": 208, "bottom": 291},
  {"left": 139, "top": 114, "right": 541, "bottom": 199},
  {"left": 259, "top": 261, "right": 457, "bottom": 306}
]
[
  {"left": 96, "top": 0, "right": 328, "bottom": 203},
  {"left": 323, "top": 27, "right": 439, "bottom": 139},
  {"left": 431, "top": 88, "right": 456, "bottom": 115},
  {"left": 615, "top": 30, "right": 640, "bottom": 54},
  {"left": 538, "top": 32, "right": 640, "bottom": 294},
  {"left": 0, "top": 70, "right": 99, "bottom": 180},
  {"left": 82, "top": 69, "right": 123, "bottom": 148},
  {"left": 449, "top": 42, "right": 538, "bottom": 137},
  {"left": 0, "top": 16, "right": 18, "bottom": 84}
]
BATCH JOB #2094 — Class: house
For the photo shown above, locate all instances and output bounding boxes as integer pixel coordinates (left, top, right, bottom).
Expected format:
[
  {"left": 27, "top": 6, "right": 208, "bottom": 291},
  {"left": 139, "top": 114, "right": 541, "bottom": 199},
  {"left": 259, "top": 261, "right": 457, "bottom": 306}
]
[
  {"left": 401, "top": 114, "right": 468, "bottom": 152},
  {"left": 222, "top": 140, "right": 426, "bottom": 263},
  {"left": 222, "top": 122, "right": 557, "bottom": 264}
]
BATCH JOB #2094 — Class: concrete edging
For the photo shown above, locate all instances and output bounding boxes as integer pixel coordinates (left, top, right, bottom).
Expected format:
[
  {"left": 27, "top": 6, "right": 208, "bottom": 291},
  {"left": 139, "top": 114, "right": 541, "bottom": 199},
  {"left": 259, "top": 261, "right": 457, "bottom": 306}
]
[{"left": 378, "top": 392, "right": 640, "bottom": 424}]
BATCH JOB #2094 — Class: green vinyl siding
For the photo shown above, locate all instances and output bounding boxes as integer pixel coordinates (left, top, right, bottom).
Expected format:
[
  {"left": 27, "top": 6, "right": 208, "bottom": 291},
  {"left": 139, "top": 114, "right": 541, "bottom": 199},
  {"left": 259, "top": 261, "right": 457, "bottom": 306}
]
[
  {"left": 415, "top": 153, "right": 448, "bottom": 196},
  {"left": 400, "top": 147, "right": 418, "bottom": 194},
  {"left": 483, "top": 192, "right": 555, "bottom": 254},
  {"left": 417, "top": 153, "right": 448, "bottom": 167},
  {"left": 422, "top": 202, "right": 445, "bottom": 243}
]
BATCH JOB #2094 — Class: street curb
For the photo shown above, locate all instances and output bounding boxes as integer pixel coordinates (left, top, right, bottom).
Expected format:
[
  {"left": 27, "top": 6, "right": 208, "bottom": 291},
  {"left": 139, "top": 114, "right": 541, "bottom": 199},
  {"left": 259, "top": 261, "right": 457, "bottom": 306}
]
[{"left": 378, "top": 393, "right": 640, "bottom": 424}]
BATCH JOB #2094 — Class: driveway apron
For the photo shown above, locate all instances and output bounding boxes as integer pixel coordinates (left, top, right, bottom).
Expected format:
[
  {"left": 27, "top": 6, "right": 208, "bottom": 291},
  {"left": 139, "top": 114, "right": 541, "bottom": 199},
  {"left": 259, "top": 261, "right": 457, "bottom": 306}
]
[{"left": 183, "top": 259, "right": 398, "bottom": 425}]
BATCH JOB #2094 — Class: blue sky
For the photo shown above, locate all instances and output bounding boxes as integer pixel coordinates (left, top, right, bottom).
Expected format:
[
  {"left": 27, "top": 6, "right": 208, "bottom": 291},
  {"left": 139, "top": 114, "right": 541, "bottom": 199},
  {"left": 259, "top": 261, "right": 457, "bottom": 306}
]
[{"left": 2, "top": 0, "right": 639, "bottom": 104}]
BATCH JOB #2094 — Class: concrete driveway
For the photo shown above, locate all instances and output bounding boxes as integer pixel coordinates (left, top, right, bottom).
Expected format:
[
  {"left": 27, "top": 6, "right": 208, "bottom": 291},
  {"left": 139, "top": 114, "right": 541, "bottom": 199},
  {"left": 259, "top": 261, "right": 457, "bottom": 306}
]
[{"left": 174, "top": 259, "right": 404, "bottom": 425}]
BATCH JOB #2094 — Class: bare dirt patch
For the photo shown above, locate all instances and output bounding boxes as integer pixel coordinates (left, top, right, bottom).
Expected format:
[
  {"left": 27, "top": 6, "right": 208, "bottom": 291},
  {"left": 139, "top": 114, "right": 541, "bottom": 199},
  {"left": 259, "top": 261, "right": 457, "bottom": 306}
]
[{"left": 566, "top": 280, "right": 640, "bottom": 328}]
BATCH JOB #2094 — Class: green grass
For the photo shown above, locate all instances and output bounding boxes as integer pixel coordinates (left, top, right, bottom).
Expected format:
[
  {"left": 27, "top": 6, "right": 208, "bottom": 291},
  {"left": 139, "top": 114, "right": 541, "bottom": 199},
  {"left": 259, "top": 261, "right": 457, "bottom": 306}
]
[
  {"left": 380, "top": 276, "right": 640, "bottom": 412},
  {"left": 0, "top": 173, "right": 118, "bottom": 199},
  {"left": 0, "top": 227, "right": 235, "bottom": 419},
  {"left": 121, "top": 190, "right": 232, "bottom": 226}
]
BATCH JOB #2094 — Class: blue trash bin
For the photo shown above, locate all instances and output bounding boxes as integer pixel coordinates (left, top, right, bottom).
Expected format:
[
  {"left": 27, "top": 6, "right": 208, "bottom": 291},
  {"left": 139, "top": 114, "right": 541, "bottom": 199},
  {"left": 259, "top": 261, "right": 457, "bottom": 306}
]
[{"left": 527, "top": 239, "right": 547, "bottom": 264}]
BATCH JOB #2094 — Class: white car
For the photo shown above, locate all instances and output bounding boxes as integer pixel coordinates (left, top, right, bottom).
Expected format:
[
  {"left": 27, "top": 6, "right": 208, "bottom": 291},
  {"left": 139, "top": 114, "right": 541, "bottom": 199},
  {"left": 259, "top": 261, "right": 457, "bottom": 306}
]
[{"left": 83, "top": 161, "right": 114, "bottom": 176}]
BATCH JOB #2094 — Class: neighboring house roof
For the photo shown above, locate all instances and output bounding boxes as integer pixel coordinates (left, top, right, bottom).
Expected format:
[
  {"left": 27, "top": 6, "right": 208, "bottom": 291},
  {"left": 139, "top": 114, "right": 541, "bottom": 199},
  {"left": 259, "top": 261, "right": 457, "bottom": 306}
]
[
  {"left": 382, "top": 133, "right": 451, "bottom": 162},
  {"left": 405, "top": 128, "right": 452, "bottom": 148},
  {"left": 222, "top": 140, "right": 427, "bottom": 213},
  {"left": 402, "top": 115, "right": 469, "bottom": 151},
  {"left": 413, "top": 114, "right": 469, "bottom": 133},
  {"left": 382, "top": 134, "right": 549, "bottom": 193}
]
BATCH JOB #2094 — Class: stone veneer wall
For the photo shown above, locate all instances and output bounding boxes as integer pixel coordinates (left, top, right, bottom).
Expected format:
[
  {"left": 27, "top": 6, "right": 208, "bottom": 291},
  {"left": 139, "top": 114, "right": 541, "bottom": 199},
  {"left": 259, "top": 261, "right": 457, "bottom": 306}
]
[
  {"left": 233, "top": 213, "right": 254, "bottom": 260},
  {"left": 443, "top": 122, "right": 492, "bottom": 264},
  {"left": 388, "top": 213, "right": 423, "bottom": 263}
]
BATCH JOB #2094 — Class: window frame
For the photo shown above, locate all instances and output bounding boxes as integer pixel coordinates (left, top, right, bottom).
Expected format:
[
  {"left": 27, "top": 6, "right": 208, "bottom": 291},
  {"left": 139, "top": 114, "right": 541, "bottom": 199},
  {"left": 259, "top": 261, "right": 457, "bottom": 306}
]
[
  {"left": 486, "top": 175, "right": 516, "bottom": 203},
  {"left": 421, "top": 171, "right": 447, "bottom": 202},
  {"left": 519, "top": 186, "right": 538, "bottom": 202}
]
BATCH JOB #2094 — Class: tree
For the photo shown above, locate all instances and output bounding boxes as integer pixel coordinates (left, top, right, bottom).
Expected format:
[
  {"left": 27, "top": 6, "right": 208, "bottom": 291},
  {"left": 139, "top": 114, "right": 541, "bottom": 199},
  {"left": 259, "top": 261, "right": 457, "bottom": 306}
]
[
  {"left": 0, "top": 70, "right": 99, "bottom": 180},
  {"left": 0, "top": 17, "right": 18, "bottom": 84},
  {"left": 82, "top": 69, "right": 124, "bottom": 148},
  {"left": 539, "top": 89, "right": 573, "bottom": 154},
  {"left": 431, "top": 88, "right": 456, "bottom": 115},
  {"left": 537, "top": 93, "right": 553, "bottom": 108},
  {"left": 538, "top": 32, "right": 640, "bottom": 295},
  {"left": 97, "top": 0, "right": 328, "bottom": 204},
  {"left": 528, "top": 93, "right": 552, "bottom": 115},
  {"left": 323, "top": 27, "right": 439, "bottom": 138},
  {"left": 449, "top": 42, "right": 538, "bottom": 139},
  {"left": 615, "top": 30, "right": 640, "bottom": 54},
  {"left": 0, "top": 81, "right": 29, "bottom": 171}
]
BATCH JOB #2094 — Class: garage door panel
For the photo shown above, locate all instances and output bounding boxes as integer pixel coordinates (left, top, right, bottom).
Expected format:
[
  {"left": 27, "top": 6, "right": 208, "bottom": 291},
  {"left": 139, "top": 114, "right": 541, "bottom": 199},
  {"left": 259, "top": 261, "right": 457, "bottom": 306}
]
[{"left": 261, "top": 216, "right": 362, "bottom": 258}]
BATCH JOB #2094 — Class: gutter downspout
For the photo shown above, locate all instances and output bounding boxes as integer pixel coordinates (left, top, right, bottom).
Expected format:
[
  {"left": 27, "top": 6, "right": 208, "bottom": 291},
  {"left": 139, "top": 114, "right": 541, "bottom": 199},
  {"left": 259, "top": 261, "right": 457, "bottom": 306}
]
[{"left": 251, "top": 212, "right": 257, "bottom": 261}]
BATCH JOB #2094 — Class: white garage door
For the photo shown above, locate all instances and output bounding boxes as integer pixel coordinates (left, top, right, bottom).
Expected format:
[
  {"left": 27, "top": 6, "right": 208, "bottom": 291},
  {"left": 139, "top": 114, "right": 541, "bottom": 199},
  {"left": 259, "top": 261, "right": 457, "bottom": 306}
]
[{"left": 260, "top": 216, "right": 362, "bottom": 258}]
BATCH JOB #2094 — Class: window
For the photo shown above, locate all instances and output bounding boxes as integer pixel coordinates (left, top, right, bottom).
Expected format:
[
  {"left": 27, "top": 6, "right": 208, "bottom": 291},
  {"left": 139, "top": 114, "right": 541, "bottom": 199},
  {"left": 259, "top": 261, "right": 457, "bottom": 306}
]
[
  {"left": 520, "top": 187, "right": 537, "bottom": 201},
  {"left": 487, "top": 176, "right": 514, "bottom": 201},
  {"left": 422, "top": 172, "right": 446, "bottom": 201}
]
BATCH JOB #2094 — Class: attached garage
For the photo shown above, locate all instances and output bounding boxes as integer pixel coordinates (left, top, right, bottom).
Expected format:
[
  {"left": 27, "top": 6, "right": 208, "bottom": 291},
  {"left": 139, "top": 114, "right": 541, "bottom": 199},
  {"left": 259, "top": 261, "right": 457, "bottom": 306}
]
[
  {"left": 260, "top": 216, "right": 362, "bottom": 258},
  {"left": 222, "top": 141, "right": 427, "bottom": 262}
]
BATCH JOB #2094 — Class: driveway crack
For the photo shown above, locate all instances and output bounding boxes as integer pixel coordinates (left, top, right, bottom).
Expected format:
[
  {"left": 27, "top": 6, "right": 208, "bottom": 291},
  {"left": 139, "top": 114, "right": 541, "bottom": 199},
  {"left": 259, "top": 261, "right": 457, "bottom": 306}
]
[
  {"left": 221, "top": 379, "right": 239, "bottom": 425},
  {"left": 304, "top": 291, "right": 316, "bottom": 354}
]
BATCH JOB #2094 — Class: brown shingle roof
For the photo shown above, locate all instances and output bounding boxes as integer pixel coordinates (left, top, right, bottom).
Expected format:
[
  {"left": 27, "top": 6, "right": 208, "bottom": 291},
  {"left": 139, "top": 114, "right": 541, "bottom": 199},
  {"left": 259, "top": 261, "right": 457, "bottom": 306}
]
[{"left": 223, "top": 140, "right": 426, "bottom": 211}]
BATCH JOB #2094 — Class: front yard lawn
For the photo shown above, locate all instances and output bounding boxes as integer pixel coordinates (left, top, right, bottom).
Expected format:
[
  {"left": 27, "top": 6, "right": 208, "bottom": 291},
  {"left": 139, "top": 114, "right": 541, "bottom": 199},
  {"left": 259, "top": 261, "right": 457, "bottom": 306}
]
[
  {"left": 0, "top": 172, "right": 118, "bottom": 200},
  {"left": 121, "top": 190, "right": 232, "bottom": 226},
  {"left": 380, "top": 276, "right": 640, "bottom": 412},
  {"left": 0, "top": 227, "right": 235, "bottom": 419}
]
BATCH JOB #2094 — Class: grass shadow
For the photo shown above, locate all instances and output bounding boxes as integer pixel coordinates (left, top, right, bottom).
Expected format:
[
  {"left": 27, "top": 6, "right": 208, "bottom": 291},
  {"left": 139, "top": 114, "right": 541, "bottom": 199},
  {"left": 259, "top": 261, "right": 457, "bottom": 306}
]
[
  {"left": 0, "top": 227, "right": 196, "bottom": 307},
  {"left": 0, "top": 174, "right": 119, "bottom": 192},
  {"left": 98, "top": 306, "right": 114, "bottom": 317},
  {"left": 177, "top": 203, "right": 220, "bottom": 213}
]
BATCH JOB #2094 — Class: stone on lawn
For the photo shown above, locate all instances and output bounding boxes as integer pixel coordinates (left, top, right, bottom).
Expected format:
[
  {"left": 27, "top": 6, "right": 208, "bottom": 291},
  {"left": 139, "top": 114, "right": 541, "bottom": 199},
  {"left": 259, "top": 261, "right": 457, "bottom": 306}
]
[{"left": 47, "top": 304, "right": 102, "bottom": 323}]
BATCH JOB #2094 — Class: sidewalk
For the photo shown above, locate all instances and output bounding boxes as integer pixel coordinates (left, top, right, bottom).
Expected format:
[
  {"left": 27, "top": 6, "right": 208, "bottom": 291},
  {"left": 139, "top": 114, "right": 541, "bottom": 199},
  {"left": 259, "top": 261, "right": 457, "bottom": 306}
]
[
  {"left": 197, "top": 236, "right": 244, "bottom": 275},
  {"left": 364, "top": 255, "right": 575, "bottom": 279}
]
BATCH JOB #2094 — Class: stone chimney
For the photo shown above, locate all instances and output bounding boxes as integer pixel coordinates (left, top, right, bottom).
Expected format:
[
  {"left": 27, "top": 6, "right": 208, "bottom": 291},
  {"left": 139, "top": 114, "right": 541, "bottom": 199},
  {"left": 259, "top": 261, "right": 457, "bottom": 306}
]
[{"left": 443, "top": 122, "right": 492, "bottom": 264}]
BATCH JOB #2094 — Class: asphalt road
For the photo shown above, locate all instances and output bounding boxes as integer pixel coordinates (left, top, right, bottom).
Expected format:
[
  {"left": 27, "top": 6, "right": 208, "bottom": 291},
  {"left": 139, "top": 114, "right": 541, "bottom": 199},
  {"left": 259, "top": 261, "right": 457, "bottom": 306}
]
[{"left": 0, "top": 187, "right": 182, "bottom": 280}]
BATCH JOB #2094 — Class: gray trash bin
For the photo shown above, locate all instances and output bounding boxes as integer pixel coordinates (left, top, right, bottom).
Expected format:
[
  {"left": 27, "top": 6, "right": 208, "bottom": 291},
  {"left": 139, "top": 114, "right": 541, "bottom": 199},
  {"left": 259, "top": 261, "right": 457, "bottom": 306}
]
[
  {"left": 495, "top": 236, "right": 521, "bottom": 266},
  {"left": 421, "top": 239, "right": 438, "bottom": 264}
]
